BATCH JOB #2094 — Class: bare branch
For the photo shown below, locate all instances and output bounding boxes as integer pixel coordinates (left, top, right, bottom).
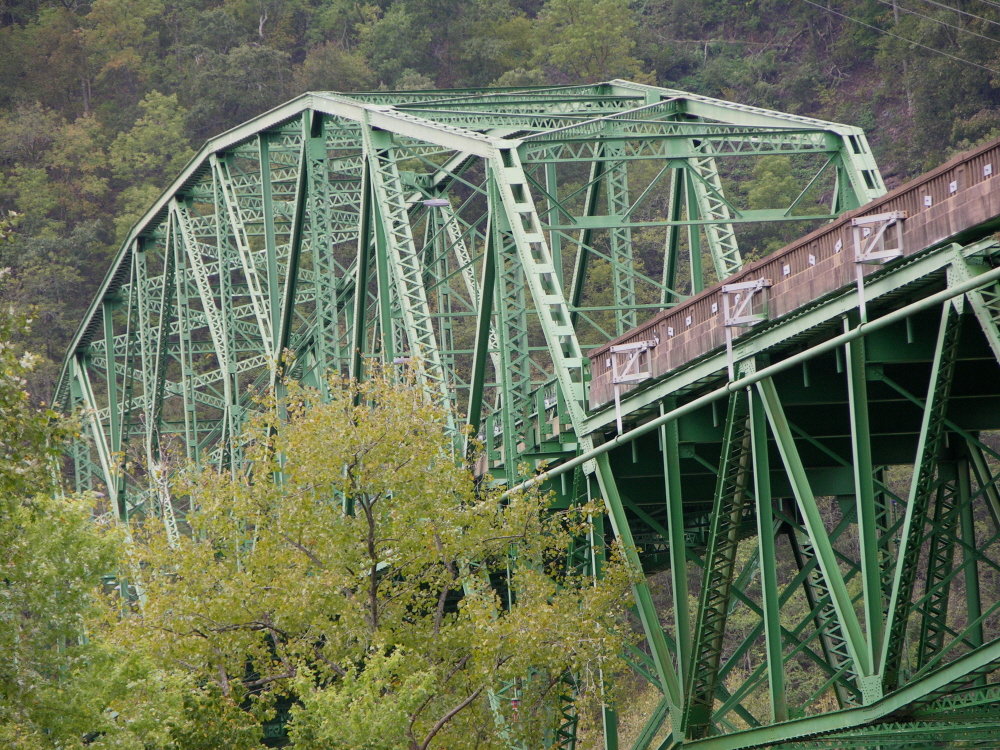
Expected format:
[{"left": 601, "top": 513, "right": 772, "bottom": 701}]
[
  {"left": 280, "top": 532, "right": 326, "bottom": 568},
  {"left": 418, "top": 687, "right": 483, "bottom": 750},
  {"left": 243, "top": 669, "right": 295, "bottom": 689}
]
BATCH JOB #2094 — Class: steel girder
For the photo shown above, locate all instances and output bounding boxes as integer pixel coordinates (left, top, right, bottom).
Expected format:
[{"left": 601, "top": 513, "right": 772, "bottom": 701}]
[{"left": 65, "top": 82, "right": 1000, "bottom": 750}]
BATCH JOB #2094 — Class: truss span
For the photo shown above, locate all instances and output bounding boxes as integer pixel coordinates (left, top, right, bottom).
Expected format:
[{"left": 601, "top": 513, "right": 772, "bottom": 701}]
[{"left": 57, "top": 82, "right": 1000, "bottom": 748}]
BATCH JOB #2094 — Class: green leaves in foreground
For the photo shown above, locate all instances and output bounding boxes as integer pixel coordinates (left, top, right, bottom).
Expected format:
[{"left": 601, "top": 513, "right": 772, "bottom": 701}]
[
  {"left": 0, "top": 301, "right": 119, "bottom": 748},
  {"left": 111, "top": 370, "right": 634, "bottom": 748}
]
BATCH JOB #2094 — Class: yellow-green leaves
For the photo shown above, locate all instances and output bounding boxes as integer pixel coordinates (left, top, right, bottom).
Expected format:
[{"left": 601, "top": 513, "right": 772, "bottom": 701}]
[{"left": 114, "top": 369, "right": 633, "bottom": 748}]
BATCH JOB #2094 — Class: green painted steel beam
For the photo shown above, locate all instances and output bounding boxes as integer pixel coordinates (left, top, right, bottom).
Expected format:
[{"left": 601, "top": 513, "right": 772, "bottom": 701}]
[{"left": 683, "top": 639, "right": 1000, "bottom": 749}]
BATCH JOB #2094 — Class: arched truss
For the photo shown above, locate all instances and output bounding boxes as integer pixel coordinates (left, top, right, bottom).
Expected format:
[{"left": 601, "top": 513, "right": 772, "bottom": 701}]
[{"left": 70, "top": 80, "right": 1000, "bottom": 749}]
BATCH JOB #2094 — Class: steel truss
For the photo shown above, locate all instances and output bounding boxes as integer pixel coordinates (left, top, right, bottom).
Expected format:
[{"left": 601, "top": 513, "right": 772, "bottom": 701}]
[{"left": 56, "top": 82, "right": 1000, "bottom": 748}]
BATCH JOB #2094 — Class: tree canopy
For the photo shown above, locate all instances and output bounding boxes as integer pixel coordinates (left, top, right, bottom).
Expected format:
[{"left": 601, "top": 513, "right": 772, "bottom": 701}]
[{"left": 105, "top": 371, "right": 633, "bottom": 748}]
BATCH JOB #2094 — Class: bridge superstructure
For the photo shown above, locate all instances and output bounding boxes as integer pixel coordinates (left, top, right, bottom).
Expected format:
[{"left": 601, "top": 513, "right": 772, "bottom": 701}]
[{"left": 55, "top": 81, "right": 1000, "bottom": 748}]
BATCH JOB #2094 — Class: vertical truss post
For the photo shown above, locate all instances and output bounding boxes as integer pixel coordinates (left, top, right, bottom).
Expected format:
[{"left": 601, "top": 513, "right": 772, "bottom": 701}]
[
  {"left": 145, "top": 232, "right": 179, "bottom": 542},
  {"left": 101, "top": 300, "right": 124, "bottom": 503},
  {"left": 683, "top": 389, "right": 752, "bottom": 739},
  {"left": 361, "top": 120, "right": 450, "bottom": 416},
  {"left": 569, "top": 144, "right": 605, "bottom": 326},
  {"left": 426, "top": 206, "right": 456, "bottom": 398},
  {"left": 872, "top": 467, "right": 896, "bottom": 602},
  {"left": 466, "top": 214, "right": 496, "bottom": 450},
  {"left": 274, "top": 113, "right": 310, "bottom": 378},
  {"left": 684, "top": 169, "right": 705, "bottom": 294},
  {"left": 749, "top": 385, "right": 787, "bottom": 722},
  {"left": 350, "top": 159, "right": 373, "bottom": 380},
  {"left": 605, "top": 142, "right": 637, "bottom": 334},
  {"left": 845, "top": 320, "right": 883, "bottom": 680},
  {"left": 688, "top": 143, "right": 742, "bottom": 281},
  {"left": 72, "top": 354, "right": 117, "bottom": 512},
  {"left": 916, "top": 460, "right": 960, "bottom": 671},
  {"left": 881, "top": 304, "right": 961, "bottom": 690},
  {"left": 132, "top": 243, "right": 158, "bottom": 461},
  {"left": 957, "top": 456, "right": 985, "bottom": 662},
  {"left": 372, "top": 185, "right": 396, "bottom": 364},
  {"left": 661, "top": 167, "right": 684, "bottom": 306},
  {"left": 171, "top": 225, "right": 198, "bottom": 462},
  {"left": 258, "top": 133, "right": 281, "bottom": 355},
  {"left": 118, "top": 276, "right": 139, "bottom": 485},
  {"left": 592, "top": 453, "right": 681, "bottom": 718},
  {"left": 544, "top": 159, "right": 564, "bottom": 286},
  {"left": 150, "top": 235, "right": 176, "bottom": 464},
  {"left": 660, "top": 400, "right": 691, "bottom": 685},
  {"left": 756, "top": 377, "right": 870, "bottom": 680},
  {"left": 489, "top": 175, "right": 529, "bottom": 472},
  {"left": 211, "top": 171, "right": 241, "bottom": 473},
  {"left": 305, "top": 111, "right": 343, "bottom": 380}
]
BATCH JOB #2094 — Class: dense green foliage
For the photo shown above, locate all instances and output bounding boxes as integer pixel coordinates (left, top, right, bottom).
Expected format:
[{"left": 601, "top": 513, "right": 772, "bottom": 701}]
[
  {"left": 0, "top": 290, "right": 114, "bottom": 748},
  {"left": 2, "top": 0, "right": 1000, "bottom": 394},
  {"left": 0, "top": 289, "right": 285, "bottom": 748},
  {"left": 0, "top": 304, "right": 634, "bottom": 747}
]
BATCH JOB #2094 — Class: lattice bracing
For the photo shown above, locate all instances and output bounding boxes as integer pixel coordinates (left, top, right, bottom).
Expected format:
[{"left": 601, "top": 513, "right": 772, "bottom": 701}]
[{"left": 58, "top": 83, "right": 1000, "bottom": 749}]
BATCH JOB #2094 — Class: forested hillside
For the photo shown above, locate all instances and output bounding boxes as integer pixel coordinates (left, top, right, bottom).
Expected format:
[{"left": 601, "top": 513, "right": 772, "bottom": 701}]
[{"left": 2, "top": 0, "right": 1000, "bottom": 394}]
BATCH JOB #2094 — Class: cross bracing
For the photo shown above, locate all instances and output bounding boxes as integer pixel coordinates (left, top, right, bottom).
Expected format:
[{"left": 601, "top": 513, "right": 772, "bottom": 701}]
[{"left": 56, "top": 81, "right": 1000, "bottom": 748}]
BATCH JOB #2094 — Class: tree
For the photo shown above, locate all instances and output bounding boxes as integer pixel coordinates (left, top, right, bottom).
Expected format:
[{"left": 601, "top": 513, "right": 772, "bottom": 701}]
[
  {"left": 359, "top": 4, "right": 434, "bottom": 87},
  {"left": 0, "top": 264, "right": 275, "bottom": 749},
  {"left": 533, "top": 0, "right": 644, "bottom": 81},
  {"left": 293, "top": 41, "right": 375, "bottom": 93},
  {"left": 177, "top": 43, "right": 293, "bottom": 139},
  {"left": 0, "top": 222, "right": 109, "bottom": 394},
  {"left": 0, "top": 277, "right": 114, "bottom": 747},
  {"left": 108, "top": 90, "right": 192, "bottom": 239},
  {"left": 109, "top": 370, "right": 633, "bottom": 748}
]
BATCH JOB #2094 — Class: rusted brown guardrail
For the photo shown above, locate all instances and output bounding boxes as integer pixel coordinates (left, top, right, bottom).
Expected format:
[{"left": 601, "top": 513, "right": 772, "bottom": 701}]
[{"left": 588, "top": 137, "right": 1000, "bottom": 409}]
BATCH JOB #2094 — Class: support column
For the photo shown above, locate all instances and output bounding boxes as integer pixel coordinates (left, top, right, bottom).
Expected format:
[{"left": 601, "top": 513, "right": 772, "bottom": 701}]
[
  {"left": 881, "top": 303, "right": 961, "bottom": 690},
  {"left": 756, "top": 377, "right": 870, "bottom": 680},
  {"left": 845, "top": 321, "right": 883, "bottom": 688},
  {"left": 684, "top": 390, "right": 752, "bottom": 739},
  {"left": 749, "top": 386, "right": 787, "bottom": 722},
  {"left": 958, "top": 456, "right": 985, "bottom": 681},
  {"left": 592, "top": 454, "right": 681, "bottom": 718},
  {"left": 660, "top": 400, "right": 690, "bottom": 686}
]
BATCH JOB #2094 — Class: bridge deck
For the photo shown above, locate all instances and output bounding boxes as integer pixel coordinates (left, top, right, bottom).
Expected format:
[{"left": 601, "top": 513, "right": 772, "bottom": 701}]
[{"left": 588, "top": 137, "right": 1000, "bottom": 409}]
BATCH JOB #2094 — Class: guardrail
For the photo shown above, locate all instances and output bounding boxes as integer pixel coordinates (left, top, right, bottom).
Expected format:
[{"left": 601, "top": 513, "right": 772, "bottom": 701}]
[{"left": 588, "top": 136, "right": 1000, "bottom": 409}]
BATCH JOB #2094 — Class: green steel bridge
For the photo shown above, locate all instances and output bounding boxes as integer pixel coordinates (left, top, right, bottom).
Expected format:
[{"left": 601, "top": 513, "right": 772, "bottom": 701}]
[{"left": 56, "top": 81, "right": 1000, "bottom": 748}]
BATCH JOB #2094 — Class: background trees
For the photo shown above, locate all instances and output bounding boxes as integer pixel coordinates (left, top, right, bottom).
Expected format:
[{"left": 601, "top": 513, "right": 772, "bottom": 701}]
[{"left": 1, "top": 0, "right": 998, "bottom": 399}]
